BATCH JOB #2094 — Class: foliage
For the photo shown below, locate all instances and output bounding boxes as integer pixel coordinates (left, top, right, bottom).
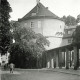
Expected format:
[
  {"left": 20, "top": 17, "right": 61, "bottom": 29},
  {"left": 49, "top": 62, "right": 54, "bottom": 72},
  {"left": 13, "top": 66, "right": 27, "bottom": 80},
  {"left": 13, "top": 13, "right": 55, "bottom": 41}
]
[
  {"left": 76, "top": 14, "right": 80, "bottom": 23},
  {"left": 72, "top": 25, "right": 80, "bottom": 43},
  {"left": 61, "top": 15, "right": 66, "bottom": 22},
  {"left": 9, "top": 43, "right": 37, "bottom": 68},
  {"left": 9, "top": 22, "right": 49, "bottom": 68},
  {"left": 0, "top": 0, "right": 12, "bottom": 55},
  {"left": 61, "top": 15, "right": 77, "bottom": 26}
]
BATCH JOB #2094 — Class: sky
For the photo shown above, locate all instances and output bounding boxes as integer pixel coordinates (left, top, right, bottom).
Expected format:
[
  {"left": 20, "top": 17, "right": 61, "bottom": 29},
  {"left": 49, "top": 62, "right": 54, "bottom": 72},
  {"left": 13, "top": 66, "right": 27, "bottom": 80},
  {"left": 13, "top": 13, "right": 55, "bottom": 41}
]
[{"left": 8, "top": 0, "right": 80, "bottom": 21}]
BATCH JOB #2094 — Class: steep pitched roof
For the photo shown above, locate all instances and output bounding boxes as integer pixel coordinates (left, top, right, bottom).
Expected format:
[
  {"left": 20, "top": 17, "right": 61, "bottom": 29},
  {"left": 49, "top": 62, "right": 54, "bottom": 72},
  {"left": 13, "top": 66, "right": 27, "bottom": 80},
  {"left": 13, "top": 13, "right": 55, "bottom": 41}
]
[{"left": 19, "top": 2, "right": 59, "bottom": 21}]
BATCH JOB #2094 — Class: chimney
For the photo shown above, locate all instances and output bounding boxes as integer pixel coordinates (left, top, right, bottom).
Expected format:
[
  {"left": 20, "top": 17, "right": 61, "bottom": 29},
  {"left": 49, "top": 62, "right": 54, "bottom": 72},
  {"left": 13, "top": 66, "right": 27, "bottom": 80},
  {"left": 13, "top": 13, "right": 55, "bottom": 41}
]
[
  {"left": 36, "top": 0, "right": 40, "bottom": 4},
  {"left": 46, "top": 7, "right": 48, "bottom": 9}
]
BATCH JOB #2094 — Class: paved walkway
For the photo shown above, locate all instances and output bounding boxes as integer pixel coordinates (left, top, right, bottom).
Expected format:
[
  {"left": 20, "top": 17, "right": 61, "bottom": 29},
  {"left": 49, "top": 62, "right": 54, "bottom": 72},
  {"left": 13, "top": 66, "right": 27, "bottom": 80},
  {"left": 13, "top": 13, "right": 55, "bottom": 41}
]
[
  {"left": 1, "top": 68, "right": 80, "bottom": 76},
  {"left": 14, "top": 68, "right": 80, "bottom": 76},
  {"left": 1, "top": 70, "right": 20, "bottom": 74},
  {"left": 2, "top": 69, "right": 80, "bottom": 80},
  {"left": 44, "top": 68, "right": 80, "bottom": 76}
]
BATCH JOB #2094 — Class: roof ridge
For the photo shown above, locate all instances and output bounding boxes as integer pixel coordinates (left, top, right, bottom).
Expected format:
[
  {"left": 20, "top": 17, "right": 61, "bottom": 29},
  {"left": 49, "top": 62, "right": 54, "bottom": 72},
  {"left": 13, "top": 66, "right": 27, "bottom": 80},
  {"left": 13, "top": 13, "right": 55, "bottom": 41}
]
[
  {"left": 38, "top": 3, "right": 59, "bottom": 17},
  {"left": 19, "top": 2, "right": 60, "bottom": 21}
]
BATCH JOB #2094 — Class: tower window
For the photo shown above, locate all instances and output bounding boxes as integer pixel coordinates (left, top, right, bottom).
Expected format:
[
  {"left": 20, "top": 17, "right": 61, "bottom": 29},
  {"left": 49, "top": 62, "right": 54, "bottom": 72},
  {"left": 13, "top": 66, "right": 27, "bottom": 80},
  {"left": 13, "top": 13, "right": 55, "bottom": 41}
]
[
  {"left": 68, "top": 38, "right": 72, "bottom": 43},
  {"left": 60, "top": 25, "right": 61, "bottom": 29},
  {"left": 24, "top": 23, "right": 27, "bottom": 26},
  {"left": 38, "top": 21, "right": 41, "bottom": 28},
  {"left": 68, "top": 30, "right": 71, "bottom": 34},
  {"left": 31, "top": 22, "right": 34, "bottom": 28}
]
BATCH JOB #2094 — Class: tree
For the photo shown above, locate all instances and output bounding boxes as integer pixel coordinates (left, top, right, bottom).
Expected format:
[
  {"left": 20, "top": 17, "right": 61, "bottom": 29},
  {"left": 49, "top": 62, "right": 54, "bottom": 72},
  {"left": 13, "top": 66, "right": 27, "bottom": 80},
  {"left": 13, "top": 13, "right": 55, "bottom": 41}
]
[
  {"left": 0, "top": 0, "right": 12, "bottom": 55},
  {"left": 9, "top": 22, "right": 49, "bottom": 68},
  {"left": 61, "top": 15, "right": 67, "bottom": 22},
  {"left": 66, "top": 15, "right": 77, "bottom": 26},
  {"left": 72, "top": 25, "right": 80, "bottom": 70},
  {"left": 76, "top": 14, "right": 80, "bottom": 23},
  {"left": 61, "top": 15, "right": 77, "bottom": 26},
  {"left": 72, "top": 25, "right": 80, "bottom": 43},
  {"left": 9, "top": 43, "right": 37, "bottom": 68}
]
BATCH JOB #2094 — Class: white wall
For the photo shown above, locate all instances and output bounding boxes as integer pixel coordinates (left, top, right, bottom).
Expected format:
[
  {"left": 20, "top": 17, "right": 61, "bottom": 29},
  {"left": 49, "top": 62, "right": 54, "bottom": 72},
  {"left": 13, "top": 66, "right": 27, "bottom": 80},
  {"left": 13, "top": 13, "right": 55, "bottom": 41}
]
[
  {"left": 42, "top": 19, "right": 65, "bottom": 37},
  {"left": 20, "top": 19, "right": 65, "bottom": 36},
  {"left": 45, "top": 37, "right": 62, "bottom": 50},
  {"left": 20, "top": 19, "right": 44, "bottom": 34},
  {"left": 19, "top": 18, "right": 65, "bottom": 50},
  {"left": 42, "top": 19, "right": 65, "bottom": 50}
]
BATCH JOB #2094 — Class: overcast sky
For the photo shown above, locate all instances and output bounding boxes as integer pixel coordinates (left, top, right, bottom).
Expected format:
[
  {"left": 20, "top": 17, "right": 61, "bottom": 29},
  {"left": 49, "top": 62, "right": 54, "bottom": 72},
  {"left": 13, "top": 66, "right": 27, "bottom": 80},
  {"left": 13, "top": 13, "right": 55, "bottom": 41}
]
[{"left": 8, "top": 0, "right": 80, "bottom": 21}]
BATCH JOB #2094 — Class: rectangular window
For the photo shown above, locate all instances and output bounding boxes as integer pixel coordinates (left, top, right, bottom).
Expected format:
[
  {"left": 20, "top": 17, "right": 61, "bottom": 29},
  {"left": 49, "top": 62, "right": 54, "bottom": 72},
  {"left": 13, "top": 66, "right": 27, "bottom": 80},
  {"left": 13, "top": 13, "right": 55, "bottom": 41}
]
[
  {"left": 68, "top": 38, "right": 72, "bottom": 43},
  {"left": 68, "top": 30, "right": 71, "bottom": 34},
  {"left": 24, "top": 23, "right": 27, "bottom": 26},
  {"left": 38, "top": 21, "right": 41, "bottom": 28},
  {"left": 31, "top": 22, "right": 34, "bottom": 28}
]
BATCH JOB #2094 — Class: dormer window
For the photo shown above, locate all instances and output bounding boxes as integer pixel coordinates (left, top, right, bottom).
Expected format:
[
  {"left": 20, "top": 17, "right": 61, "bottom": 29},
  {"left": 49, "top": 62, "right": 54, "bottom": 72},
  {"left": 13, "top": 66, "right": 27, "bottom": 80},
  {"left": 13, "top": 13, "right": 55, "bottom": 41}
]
[{"left": 31, "top": 13, "right": 36, "bottom": 16}]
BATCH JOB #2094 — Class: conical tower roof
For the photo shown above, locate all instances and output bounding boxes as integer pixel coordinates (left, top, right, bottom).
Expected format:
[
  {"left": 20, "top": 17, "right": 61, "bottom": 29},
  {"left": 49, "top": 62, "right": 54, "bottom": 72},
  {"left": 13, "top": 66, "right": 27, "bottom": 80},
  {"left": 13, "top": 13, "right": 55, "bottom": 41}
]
[{"left": 19, "top": 2, "right": 60, "bottom": 21}]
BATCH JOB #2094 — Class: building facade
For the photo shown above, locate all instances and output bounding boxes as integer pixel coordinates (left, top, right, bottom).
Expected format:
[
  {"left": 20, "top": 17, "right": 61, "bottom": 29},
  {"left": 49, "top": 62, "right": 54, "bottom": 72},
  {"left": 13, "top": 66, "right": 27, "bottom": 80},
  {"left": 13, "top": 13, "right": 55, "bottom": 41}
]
[
  {"left": 18, "top": 2, "right": 65, "bottom": 50},
  {"left": 18, "top": 2, "right": 79, "bottom": 70},
  {"left": 44, "top": 25, "right": 80, "bottom": 70}
]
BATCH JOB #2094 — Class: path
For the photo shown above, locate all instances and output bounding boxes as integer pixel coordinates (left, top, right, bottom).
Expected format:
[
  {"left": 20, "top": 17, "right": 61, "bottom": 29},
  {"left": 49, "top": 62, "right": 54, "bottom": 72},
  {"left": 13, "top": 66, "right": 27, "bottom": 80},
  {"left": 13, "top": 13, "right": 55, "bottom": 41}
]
[{"left": 1, "top": 69, "right": 80, "bottom": 80}]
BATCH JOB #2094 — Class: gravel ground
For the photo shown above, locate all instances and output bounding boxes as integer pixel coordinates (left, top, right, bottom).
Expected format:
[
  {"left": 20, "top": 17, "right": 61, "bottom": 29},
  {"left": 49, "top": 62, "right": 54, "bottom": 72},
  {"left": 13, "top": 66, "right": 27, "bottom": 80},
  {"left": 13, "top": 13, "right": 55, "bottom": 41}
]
[{"left": 1, "top": 69, "right": 80, "bottom": 80}]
